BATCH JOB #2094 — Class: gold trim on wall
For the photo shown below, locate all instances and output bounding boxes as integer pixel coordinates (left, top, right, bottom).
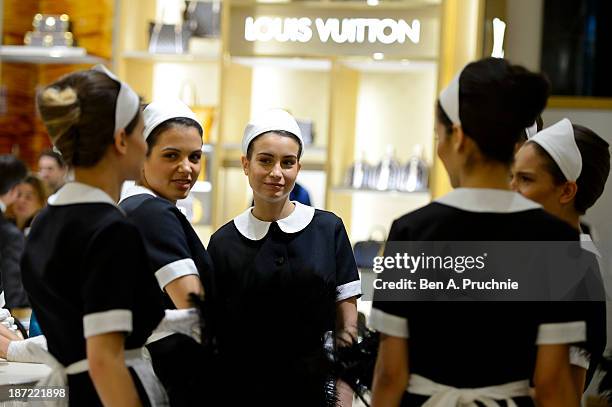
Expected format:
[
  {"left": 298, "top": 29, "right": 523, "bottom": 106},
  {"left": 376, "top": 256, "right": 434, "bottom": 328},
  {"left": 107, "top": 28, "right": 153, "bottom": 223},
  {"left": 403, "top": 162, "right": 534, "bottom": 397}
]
[{"left": 547, "top": 96, "right": 612, "bottom": 110}]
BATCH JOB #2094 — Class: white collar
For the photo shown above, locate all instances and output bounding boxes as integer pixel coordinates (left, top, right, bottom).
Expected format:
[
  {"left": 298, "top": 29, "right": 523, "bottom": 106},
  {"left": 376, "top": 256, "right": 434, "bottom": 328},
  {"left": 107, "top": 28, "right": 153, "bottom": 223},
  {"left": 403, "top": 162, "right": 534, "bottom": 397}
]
[
  {"left": 48, "top": 182, "right": 117, "bottom": 207},
  {"left": 0, "top": 199, "right": 6, "bottom": 214},
  {"left": 119, "top": 183, "right": 156, "bottom": 204},
  {"left": 580, "top": 233, "right": 601, "bottom": 258},
  {"left": 233, "top": 201, "right": 315, "bottom": 241},
  {"left": 435, "top": 188, "right": 541, "bottom": 213}
]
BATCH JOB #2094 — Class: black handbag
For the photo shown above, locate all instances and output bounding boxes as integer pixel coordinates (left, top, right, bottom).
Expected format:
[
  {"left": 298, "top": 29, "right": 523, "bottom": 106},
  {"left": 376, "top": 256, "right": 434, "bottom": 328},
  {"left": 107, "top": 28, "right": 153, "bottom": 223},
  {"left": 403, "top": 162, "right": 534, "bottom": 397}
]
[
  {"left": 184, "top": 0, "right": 221, "bottom": 38},
  {"left": 353, "top": 227, "right": 386, "bottom": 270},
  {"left": 148, "top": 22, "right": 192, "bottom": 54}
]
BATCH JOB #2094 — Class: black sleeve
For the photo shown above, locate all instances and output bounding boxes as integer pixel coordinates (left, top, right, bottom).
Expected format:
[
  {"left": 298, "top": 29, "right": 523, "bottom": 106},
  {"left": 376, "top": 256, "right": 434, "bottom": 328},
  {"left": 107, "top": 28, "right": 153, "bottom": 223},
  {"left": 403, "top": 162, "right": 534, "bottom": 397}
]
[
  {"left": 334, "top": 217, "right": 361, "bottom": 301},
  {"left": 81, "top": 221, "right": 164, "bottom": 338},
  {"left": 0, "top": 222, "right": 29, "bottom": 308},
  {"left": 132, "top": 202, "right": 198, "bottom": 290}
]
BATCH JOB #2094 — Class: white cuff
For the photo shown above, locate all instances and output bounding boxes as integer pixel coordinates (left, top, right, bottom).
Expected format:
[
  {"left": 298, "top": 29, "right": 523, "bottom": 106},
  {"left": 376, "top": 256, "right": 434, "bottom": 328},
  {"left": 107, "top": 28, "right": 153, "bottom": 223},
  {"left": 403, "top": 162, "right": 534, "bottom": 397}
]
[
  {"left": 536, "top": 321, "right": 586, "bottom": 345},
  {"left": 337, "top": 280, "right": 362, "bottom": 301},
  {"left": 7, "top": 336, "right": 48, "bottom": 363},
  {"left": 155, "top": 258, "right": 199, "bottom": 290},
  {"left": 569, "top": 346, "right": 590, "bottom": 369},
  {"left": 83, "top": 309, "right": 133, "bottom": 338},
  {"left": 369, "top": 308, "right": 409, "bottom": 338}
]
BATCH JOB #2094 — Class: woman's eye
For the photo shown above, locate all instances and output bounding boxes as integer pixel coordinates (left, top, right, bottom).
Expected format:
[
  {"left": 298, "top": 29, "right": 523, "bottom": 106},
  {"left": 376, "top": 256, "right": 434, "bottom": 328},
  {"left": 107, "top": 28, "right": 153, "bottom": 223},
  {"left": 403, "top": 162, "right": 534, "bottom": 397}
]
[
  {"left": 190, "top": 154, "right": 202, "bottom": 163},
  {"left": 258, "top": 159, "right": 271, "bottom": 165},
  {"left": 164, "top": 153, "right": 177, "bottom": 159},
  {"left": 282, "top": 160, "right": 296, "bottom": 167}
]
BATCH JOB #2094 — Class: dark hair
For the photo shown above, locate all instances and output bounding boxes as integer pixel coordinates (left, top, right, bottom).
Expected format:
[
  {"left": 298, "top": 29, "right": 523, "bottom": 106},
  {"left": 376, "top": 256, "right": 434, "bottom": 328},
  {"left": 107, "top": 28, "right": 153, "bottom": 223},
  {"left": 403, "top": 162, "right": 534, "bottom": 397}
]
[
  {"left": 37, "top": 70, "right": 141, "bottom": 167},
  {"left": 39, "top": 149, "right": 65, "bottom": 168},
  {"left": 145, "top": 117, "right": 203, "bottom": 157},
  {"left": 574, "top": 125, "right": 610, "bottom": 214},
  {"left": 436, "top": 101, "right": 453, "bottom": 135},
  {"left": 528, "top": 125, "right": 611, "bottom": 214},
  {"left": 0, "top": 155, "right": 28, "bottom": 195},
  {"left": 439, "top": 57, "right": 551, "bottom": 164},
  {"left": 516, "top": 115, "right": 545, "bottom": 145},
  {"left": 246, "top": 130, "right": 303, "bottom": 160}
]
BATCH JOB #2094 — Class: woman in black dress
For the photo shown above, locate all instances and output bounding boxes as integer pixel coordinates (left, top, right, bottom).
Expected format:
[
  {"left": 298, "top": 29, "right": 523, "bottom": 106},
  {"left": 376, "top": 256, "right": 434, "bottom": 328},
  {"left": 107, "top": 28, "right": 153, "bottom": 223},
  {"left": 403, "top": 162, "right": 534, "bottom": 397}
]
[
  {"left": 371, "top": 57, "right": 588, "bottom": 407},
  {"left": 21, "top": 66, "right": 168, "bottom": 406},
  {"left": 208, "top": 108, "right": 361, "bottom": 406},
  {"left": 512, "top": 118, "right": 609, "bottom": 393},
  {"left": 120, "top": 99, "right": 216, "bottom": 406}
]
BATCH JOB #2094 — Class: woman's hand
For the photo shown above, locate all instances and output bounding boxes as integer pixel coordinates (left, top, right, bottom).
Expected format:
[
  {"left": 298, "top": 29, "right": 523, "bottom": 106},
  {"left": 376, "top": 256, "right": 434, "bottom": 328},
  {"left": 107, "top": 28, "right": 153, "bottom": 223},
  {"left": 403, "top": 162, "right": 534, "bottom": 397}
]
[{"left": 336, "top": 297, "right": 358, "bottom": 406}]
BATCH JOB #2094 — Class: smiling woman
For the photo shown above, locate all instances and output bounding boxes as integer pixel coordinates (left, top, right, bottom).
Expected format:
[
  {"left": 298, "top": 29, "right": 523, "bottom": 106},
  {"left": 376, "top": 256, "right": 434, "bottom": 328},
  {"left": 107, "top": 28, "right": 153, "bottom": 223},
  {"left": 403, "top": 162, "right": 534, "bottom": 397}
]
[
  {"left": 208, "top": 108, "right": 361, "bottom": 406},
  {"left": 119, "top": 100, "right": 218, "bottom": 407}
]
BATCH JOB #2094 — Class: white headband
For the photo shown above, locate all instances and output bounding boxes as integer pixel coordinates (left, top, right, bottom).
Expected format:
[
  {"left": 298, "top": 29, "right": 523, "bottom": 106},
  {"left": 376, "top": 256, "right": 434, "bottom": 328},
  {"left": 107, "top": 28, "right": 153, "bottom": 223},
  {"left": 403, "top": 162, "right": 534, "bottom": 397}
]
[
  {"left": 143, "top": 100, "right": 202, "bottom": 140},
  {"left": 92, "top": 65, "right": 140, "bottom": 135},
  {"left": 529, "top": 118, "right": 582, "bottom": 182},
  {"left": 525, "top": 121, "right": 538, "bottom": 139},
  {"left": 439, "top": 72, "right": 461, "bottom": 125},
  {"left": 242, "top": 109, "right": 304, "bottom": 158}
]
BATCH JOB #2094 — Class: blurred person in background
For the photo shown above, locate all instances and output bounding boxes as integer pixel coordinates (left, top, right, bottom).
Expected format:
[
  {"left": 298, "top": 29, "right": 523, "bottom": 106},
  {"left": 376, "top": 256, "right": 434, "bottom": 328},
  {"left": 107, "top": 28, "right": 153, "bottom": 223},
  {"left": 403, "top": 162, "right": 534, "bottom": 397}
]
[
  {"left": 0, "top": 155, "right": 28, "bottom": 311},
  {"left": 38, "top": 149, "right": 67, "bottom": 193}
]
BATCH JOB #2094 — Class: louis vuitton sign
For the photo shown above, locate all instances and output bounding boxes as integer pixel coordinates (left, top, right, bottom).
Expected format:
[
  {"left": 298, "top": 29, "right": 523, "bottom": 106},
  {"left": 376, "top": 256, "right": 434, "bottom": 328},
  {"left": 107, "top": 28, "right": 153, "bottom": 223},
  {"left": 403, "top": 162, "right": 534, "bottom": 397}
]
[{"left": 230, "top": 4, "right": 439, "bottom": 58}]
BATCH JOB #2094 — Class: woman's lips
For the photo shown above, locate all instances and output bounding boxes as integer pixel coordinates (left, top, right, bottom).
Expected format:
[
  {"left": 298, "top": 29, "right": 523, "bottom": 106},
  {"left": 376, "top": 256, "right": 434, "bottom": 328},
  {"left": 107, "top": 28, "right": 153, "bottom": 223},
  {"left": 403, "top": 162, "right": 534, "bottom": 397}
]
[
  {"left": 264, "top": 182, "right": 283, "bottom": 190},
  {"left": 172, "top": 180, "right": 191, "bottom": 191}
]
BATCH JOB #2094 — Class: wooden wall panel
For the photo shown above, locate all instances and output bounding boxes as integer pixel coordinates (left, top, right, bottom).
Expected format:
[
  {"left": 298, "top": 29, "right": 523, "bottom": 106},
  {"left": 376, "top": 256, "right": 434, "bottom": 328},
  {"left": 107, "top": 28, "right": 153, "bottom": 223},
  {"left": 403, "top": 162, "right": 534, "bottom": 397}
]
[
  {"left": 2, "top": 0, "right": 38, "bottom": 45},
  {"left": 40, "top": 0, "right": 114, "bottom": 58},
  {"left": 1, "top": 0, "right": 114, "bottom": 168}
]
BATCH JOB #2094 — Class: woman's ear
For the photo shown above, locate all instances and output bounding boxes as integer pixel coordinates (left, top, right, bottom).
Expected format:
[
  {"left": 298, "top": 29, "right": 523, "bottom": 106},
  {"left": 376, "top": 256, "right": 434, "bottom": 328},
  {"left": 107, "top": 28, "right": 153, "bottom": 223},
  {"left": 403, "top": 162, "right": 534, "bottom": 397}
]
[
  {"left": 452, "top": 125, "right": 466, "bottom": 152},
  {"left": 240, "top": 155, "right": 249, "bottom": 176},
  {"left": 559, "top": 181, "right": 578, "bottom": 205},
  {"left": 113, "top": 128, "right": 128, "bottom": 156}
]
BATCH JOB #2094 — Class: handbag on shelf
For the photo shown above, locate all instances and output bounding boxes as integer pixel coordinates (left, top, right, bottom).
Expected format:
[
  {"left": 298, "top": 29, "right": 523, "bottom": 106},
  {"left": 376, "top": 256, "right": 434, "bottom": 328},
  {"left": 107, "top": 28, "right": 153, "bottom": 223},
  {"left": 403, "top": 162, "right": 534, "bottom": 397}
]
[
  {"left": 353, "top": 227, "right": 387, "bottom": 270},
  {"left": 184, "top": 0, "right": 221, "bottom": 38},
  {"left": 148, "top": 2, "right": 192, "bottom": 54},
  {"left": 148, "top": 22, "right": 192, "bottom": 54},
  {"left": 179, "top": 81, "right": 215, "bottom": 143}
]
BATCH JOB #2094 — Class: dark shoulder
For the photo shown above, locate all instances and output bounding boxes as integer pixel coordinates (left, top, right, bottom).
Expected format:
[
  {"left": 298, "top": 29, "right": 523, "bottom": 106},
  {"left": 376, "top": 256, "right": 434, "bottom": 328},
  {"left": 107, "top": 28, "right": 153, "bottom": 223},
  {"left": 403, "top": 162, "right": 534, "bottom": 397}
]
[
  {"left": 516, "top": 208, "right": 579, "bottom": 240},
  {"left": 121, "top": 194, "right": 174, "bottom": 215},
  {"left": 389, "top": 202, "right": 455, "bottom": 238},
  {"left": 311, "top": 208, "right": 343, "bottom": 229},
  {"left": 210, "top": 219, "right": 240, "bottom": 247},
  {"left": 0, "top": 215, "right": 21, "bottom": 240},
  {"left": 389, "top": 202, "right": 578, "bottom": 241}
]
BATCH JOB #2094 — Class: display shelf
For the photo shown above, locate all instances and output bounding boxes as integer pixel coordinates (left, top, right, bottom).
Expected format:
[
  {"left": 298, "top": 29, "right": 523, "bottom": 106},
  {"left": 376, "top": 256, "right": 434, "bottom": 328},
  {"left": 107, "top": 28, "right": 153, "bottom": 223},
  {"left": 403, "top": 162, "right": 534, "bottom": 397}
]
[
  {"left": 0, "top": 46, "right": 106, "bottom": 64},
  {"left": 232, "top": 56, "right": 332, "bottom": 72},
  {"left": 331, "top": 186, "right": 430, "bottom": 197},
  {"left": 122, "top": 50, "right": 219, "bottom": 63}
]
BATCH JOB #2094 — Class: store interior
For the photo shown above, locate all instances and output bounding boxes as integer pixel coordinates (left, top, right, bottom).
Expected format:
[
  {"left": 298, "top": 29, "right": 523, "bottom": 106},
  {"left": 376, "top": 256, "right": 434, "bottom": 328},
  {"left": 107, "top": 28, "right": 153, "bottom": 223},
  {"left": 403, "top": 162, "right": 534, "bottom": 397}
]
[{"left": 2, "top": 0, "right": 612, "bottom": 404}]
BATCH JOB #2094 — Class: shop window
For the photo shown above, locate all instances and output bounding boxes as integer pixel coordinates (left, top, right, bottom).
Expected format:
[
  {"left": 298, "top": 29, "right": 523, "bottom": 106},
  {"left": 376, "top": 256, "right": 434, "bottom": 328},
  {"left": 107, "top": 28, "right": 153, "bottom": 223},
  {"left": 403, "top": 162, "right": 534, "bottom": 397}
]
[{"left": 541, "top": 0, "right": 612, "bottom": 97}]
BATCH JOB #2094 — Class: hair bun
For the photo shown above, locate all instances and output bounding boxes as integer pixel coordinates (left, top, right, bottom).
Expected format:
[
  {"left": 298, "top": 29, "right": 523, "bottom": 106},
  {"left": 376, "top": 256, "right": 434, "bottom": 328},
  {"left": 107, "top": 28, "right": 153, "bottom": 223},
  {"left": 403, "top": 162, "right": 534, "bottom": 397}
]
[
  {"left": 41, "top": 87, "right": 79, "bottom": 107},
  {"left": 37, "top": 86, "right": 81, "bottom": 145},
  {"left": 508, "top": 67, "right": 550, "bottom": 128}
]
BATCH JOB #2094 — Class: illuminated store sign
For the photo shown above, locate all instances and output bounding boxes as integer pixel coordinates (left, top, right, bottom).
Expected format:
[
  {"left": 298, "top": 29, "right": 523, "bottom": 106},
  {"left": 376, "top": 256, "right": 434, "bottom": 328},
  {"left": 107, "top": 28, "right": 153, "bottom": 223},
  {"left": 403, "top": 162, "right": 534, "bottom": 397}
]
[
  {"left": 244, "top": 17, "right": 421, "bottom": 45},
  {"left": 230, "top": 4, "right": 439, "bottom": 58}
]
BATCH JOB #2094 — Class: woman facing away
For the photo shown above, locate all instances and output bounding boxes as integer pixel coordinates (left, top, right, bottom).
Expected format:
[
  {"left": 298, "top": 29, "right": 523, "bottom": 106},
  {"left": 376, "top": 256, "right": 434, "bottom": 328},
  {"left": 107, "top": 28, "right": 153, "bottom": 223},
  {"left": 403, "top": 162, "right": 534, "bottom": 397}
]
[
  {"left": 20, "top": 65, "right": 168, "bottom": 406},
  {"left": 119, "top": 99, "right": 217, "bottom": 406},
  {"left": 370, "top": 57, "right": 589, "bottom": 407},
  {"left": 208, "top": 108, "right": 361, "bottom": 406}
]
